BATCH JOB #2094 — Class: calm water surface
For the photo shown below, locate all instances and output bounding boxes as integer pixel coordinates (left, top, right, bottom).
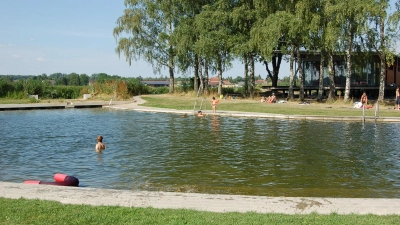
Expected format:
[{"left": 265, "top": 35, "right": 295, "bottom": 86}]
[{"left": 1, "top": 108, "right": 399, "bottom": 198}]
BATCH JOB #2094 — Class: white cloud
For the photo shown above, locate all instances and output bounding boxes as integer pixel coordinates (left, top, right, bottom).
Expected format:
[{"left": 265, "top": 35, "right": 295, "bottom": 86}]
[
  {"left": 29, "top": 38, "right": 34, "bottom": 41},
  {"left": 36, "top": 57, "right": 46, "bottom": 62},
  {"left": 11, "top": 54, "right": 21, "bottom": 58}
]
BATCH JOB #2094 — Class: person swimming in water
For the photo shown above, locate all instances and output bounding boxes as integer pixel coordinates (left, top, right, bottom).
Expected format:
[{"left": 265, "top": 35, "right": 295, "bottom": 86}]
[{"left": 95, "top": 135, "right": 106, "bottom": 153}]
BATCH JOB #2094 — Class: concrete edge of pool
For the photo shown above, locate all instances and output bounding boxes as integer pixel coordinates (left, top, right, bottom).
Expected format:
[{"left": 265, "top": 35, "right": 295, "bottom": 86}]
[{"left": 1, "top": 182, "right": 399, "bottom": 215}]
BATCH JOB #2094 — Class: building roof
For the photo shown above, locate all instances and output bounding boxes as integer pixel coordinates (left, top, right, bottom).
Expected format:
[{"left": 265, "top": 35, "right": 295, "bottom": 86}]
[{"left": 256, "top": 79, "right": 265, "bottom": 84}]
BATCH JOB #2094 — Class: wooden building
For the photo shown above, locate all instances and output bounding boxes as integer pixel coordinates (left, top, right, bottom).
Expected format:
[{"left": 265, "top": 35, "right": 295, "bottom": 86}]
[{"left": 263, "top": 52, "right": 400, "bottom": 99}]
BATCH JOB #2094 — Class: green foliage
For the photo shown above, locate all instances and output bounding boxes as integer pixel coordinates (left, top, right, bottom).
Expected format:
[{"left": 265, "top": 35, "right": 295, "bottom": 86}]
[
  {"left": 52, "top": 86, "right": 82, "bottom": 99},
  {"left": 6, "top": 91, "right": 26, "bottom": 99},
  {"left": 125, "top": 79, "right": 149, "bottom": 96},
  {"left": 174, "top": 83, "right": 193, "bottom": 93},
  {"left": 0, "top": 77, "right": 12, "bottom": 96},
  {"left": 23, "top": 79, "right": 43, "bottom": 96},
  {"left": 68, "top": 73, "right": 81, "bottom": 86},
  {"left": 148, "top": 86, "right": 169, "bottom": 94}
]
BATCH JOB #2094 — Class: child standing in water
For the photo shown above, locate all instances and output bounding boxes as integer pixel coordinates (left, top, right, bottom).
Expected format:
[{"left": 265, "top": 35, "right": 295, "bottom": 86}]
[
  {"left": 96, "top": 135, "right": 106, "bottom": 153},
  {"left": 211, "top": 97, "right": 218, "bottom": 113}
]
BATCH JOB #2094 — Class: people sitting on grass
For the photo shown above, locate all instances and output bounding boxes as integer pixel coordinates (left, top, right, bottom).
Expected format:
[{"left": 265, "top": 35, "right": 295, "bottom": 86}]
[
  {"left": 267, "top": 93, "right": 276, "bottom": 103},
  {"left": 260, "top": 96, "right": 266, "bottom": 103},
  {"left": 361, "top": 92, "right": 368, "bottom": 106}
]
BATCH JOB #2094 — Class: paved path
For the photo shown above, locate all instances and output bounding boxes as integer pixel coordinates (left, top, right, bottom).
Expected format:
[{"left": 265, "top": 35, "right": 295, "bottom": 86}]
[{"left": 1, "top": 182, "right": 400, "bottom": 215}]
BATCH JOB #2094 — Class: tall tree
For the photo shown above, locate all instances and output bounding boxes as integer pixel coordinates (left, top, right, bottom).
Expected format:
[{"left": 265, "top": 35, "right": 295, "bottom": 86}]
[
  {"left": 195, "top": 0, "right": 235, "bottom": 95},
  {"left": 114, "top": 0, "right": 179, "bottom": 93},
  {"left": 80, "top": 74, "right": 90, "bottom": 86},
  {"left": 295, "top": 0, "right": 326, "bottom": 101},
  {"left": 364, "top": 0, "right": 399, "bottom": 101},
  {"left": 251, "top": 1, "right": 290, "bottom": 88},
  {"left": 231, "top": 0, "right": 257, "bottom": 98},
  {"left": 326, "top": 0, "right": 370, "bottom": 102},
  {"left": 172, "top": 0, "right": 211, "bottom": 94},
  {"left": 68, "top": 73, "right": 80, "bottom": 86}
]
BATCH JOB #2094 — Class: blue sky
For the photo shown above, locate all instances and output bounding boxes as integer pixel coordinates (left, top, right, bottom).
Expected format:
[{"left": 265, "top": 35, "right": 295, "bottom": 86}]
[{"left": 0, "top": 0, "right": 397, "bottom": 79}]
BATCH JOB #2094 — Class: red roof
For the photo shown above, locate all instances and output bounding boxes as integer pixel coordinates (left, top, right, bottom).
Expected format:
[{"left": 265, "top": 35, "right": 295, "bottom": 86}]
[{"left": 209, "top": 77, "right": 219, "bottom": 86}]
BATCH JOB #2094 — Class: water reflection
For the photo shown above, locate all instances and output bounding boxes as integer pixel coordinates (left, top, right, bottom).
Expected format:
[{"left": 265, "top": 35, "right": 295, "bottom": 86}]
[{"left": 0, "top": 109, "right": 399, "bottom": 198}]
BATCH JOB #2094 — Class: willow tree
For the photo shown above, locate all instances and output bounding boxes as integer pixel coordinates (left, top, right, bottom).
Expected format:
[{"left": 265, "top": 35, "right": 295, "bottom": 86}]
[
  {"left": 231, "top": 0, "right": 257, "bottom": 98},
  {"left": 113, "top": 0, "right": 179, "bottom": 93},
  {"left": 172, "top": 0, "right": 212, "bottom": 94},
  {"left": 251, "top": 1, "right": 288, "bottom": 88}
]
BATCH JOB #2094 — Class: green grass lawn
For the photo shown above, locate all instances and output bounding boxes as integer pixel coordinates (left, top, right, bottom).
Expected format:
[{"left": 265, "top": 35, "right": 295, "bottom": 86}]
[
  {"left": 140, "top": 94, "right": 400, "bottom": 118},
  {"left": 2, "top": 94, "right": 399, "bottom": 118},
  {"left": 1, "top": 198, "right": 399, "bottom": 225}
]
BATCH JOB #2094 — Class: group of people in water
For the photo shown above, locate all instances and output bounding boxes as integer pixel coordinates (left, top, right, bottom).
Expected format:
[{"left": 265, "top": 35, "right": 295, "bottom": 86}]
[
  {"left": 197, "top": 96, "right": 219, "bottom": 117},
  {"left": 97, "top": 96, "right": 220, "bottom": 153},
  {"left": 260, "top": 93, "right": 277, "bottom": 103},
  {"left": 97, "top": 89, "right": 400, "bottom": 154}
]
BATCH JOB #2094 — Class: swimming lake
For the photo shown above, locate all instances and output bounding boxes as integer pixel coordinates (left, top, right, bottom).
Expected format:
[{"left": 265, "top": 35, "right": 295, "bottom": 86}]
[{"left": 1, "top": 108, "right": 399, "bottom": 198}]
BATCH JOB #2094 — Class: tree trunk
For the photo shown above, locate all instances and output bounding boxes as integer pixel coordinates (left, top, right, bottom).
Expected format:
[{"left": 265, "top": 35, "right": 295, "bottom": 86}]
[
  {"left": 288, "top": 45, "right": 295, "bottom": 101},
  {"left": 344, "top": 22, "right": 353, "bottom": 102},
  {"left": 244, "top": 56, "right": 248, "bottom": 98},
  {"left": 296, "top": 47, "right": 304, "bottom": 101},
  {"left": 168, "top": 46, "right": 174, "bottom": 94},
  {"left": 249, "top": 53, "right": 255, "bottom": 99},
  {"left": 205, "top": 60, "right": 209, "bottom": 95},
  {"left": 327, "top": 52, "right": 336, "bottom": 100},
  {"left": 198, "top": 57, "right": 204, "bottom": 96},
  {"left": 264, "top": 51, "right": 282, "bottom": 88},
  {"left": 378, "top": 14, "right": 386, "bottom": 102},
  {"left": 217, "top": 53, "right": 222, "bottom": 95},
  {"left": 318, "top": 52, "right": 325, "bottom": 101},
  {"left": 194, "top": 54, "right": 199, "bottom": 93}
]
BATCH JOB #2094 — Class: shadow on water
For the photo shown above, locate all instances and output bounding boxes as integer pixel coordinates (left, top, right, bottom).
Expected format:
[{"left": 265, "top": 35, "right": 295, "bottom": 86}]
[{"left": 1, "top": 109, "right": 399, "bottom": 198}]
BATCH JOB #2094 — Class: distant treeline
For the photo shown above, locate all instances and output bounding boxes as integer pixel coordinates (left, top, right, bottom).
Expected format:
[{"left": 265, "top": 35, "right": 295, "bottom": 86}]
[
  {"left": 0, "top": 73, "right": 181, "bottom": 86},
  {"left": 0, "top": 73, "right": 175, "bottom": 100}
]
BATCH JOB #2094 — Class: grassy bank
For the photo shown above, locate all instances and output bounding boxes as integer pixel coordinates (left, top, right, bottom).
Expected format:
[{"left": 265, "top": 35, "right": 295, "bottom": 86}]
[
  {"left": 1, "top": 198, "right": 399, "bottom": 225},
  {"left": 140, "top": 94, "right": 400, "bottom": 118},
  {"left": 2, "top": 93, "right": 400, "bottom": 118}
]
